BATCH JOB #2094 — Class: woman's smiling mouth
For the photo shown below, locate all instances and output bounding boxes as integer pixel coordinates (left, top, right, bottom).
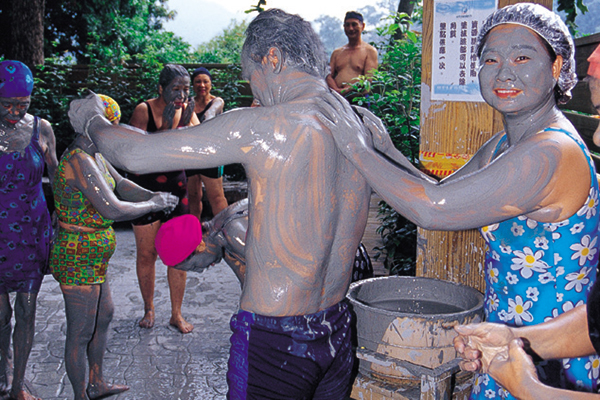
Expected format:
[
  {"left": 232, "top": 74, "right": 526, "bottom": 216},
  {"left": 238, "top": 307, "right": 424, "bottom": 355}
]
[{"left": 494, "top": 88, "right": 521, "bottom": 98}]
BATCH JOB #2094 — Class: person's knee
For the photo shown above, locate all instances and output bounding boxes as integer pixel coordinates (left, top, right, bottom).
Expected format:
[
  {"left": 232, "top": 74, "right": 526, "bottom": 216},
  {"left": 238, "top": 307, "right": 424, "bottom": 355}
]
[
  {"left": 14, "top": 293, "right": 37, "bottom": 323},
  {"left": 97, "top": 305, "right": 114, "bottom": 327},
  {"left": 0, "top": 301, "right": 11, "bottom": 328},
  {"left": 137, "top": 245, "right": 158, "bottom": 264}
]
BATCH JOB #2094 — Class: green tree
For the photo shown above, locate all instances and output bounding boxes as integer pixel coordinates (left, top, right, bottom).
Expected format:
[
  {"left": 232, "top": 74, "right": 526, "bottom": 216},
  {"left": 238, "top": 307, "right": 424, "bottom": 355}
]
[
  {"left": 43, "top": 0, "right": 190, "bottom": 64},
  {"left": 351, "top": 12, "right": 422, "bottom": 275},
  {"left": 0, "top": 0, "right": 45, "bottom": 68},
  {"left": 192, "top": 20, "right": 248, "bottom": 64}
]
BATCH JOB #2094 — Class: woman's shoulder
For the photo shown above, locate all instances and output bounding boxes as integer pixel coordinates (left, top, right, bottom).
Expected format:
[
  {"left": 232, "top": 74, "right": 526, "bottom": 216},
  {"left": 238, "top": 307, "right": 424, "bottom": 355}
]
[{"left": 130, "top": 100, "right": 155, "bottom": 129}]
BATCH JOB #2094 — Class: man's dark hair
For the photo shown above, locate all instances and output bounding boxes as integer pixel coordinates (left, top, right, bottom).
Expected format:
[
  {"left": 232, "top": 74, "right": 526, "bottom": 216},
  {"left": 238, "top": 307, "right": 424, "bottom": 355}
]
[
  {"left": 242, "top": 8, "right": 328, "bottom": 80},
  {"left": 344, "top": 11, "right": 363, "bottom": 23},
  {"left": 159, "top": 64, "right": 190, "bottom": 88}
]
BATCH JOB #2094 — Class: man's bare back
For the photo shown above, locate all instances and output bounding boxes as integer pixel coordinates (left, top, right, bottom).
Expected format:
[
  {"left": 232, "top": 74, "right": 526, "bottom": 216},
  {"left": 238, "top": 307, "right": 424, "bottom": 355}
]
[
  {"left": 71, "top": 63, "right": 371, "bottom": 319},
  {"left": 70, "top": 10, "right": 377, "bottom": 395}
]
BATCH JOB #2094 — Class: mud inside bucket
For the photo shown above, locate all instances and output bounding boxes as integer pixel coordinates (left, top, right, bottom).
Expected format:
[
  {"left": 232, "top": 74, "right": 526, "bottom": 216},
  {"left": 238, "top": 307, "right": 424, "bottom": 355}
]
[{"left": 347, "top": 276, "right": 484, "bottom": 380}]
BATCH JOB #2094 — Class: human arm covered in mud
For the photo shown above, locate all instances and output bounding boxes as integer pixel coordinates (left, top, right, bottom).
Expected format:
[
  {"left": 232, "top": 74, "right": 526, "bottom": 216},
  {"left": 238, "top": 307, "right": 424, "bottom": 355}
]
[
  {"left": 320, "top": 91, "right": 590, "bottom": 231},
  {"left": 62, "top": 149, "right": 178, "bottom": 222},
  {"left": 69, "top": 93, "right": 253, "bottom": 174},
  {"left": 173, "top": 199, "right": 248, "bottom": 286}
]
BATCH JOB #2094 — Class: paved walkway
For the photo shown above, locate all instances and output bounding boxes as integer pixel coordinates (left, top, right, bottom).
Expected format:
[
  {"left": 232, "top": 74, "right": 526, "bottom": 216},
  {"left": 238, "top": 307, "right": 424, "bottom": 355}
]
[
  {"left": 17, "top": 227, "right": 242, "bottom": 400},
  {"left": 6, "top": 193, "right": 385, "bottom": 400}
]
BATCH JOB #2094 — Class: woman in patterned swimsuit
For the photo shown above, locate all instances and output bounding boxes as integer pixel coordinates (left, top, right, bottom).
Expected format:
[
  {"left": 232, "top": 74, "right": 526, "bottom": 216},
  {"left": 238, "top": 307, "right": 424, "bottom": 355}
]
[
  {"left": 0, "top": 60, "right": 58, "bottom": 400},
  {"left": 326, "top": 3, "right": 600, "bottom": 398},
  {"left": 49, "top": 99, "right": 178, "bottom": 400}
]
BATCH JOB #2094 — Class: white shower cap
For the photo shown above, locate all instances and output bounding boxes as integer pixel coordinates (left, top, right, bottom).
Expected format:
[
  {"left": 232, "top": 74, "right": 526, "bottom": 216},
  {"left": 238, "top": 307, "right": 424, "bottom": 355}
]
[{"left": 476, "top": 3, "right": 577, "bottom": 104}]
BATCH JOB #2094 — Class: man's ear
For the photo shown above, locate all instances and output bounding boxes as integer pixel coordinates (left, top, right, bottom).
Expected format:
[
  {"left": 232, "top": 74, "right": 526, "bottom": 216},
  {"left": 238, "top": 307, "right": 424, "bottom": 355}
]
[{"left": 267, "top": 47, "right": 283, "bottom": 74}]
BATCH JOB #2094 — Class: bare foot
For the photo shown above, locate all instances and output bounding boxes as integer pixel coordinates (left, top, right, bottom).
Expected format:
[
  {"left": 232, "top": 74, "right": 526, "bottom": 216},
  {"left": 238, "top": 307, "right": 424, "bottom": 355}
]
[
  {"left": 86, "top": 382, "right": 129, "bottom": 400},
  {"left": 9, "top": 389, "right": 41, "bottom": 400},
  {"left": 169, "top": 316, "right": 194, "bottom": 334},
  {"left": 138, "top": 309, "right": 154, "bottom": 329},
  {"left": 0, "top": 358, "right": 13, "bottom": 395}
]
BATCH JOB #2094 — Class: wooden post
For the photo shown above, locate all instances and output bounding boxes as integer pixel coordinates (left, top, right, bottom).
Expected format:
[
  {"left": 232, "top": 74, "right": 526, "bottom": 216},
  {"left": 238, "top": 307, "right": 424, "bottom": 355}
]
[{"left": 417, "top": 0, "right": 552, "bottom": 292}]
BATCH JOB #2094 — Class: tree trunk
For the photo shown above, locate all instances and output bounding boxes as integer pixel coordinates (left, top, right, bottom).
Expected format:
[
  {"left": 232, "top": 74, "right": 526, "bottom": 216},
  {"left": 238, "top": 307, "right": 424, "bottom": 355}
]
[
  {"left": 393, "top": 0, "right": 417, "bottom": 41},
  {"left": 4, "top": 0, "right": 45, "bottom": 68},
  {"left": 397, "top": 0, "right": 416, "bottom": 15}
]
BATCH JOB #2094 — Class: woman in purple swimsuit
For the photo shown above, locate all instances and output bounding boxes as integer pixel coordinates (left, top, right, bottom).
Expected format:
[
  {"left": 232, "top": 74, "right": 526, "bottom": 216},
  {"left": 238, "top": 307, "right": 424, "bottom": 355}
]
[{"left": 0, "top": 60, "right": 58, "bottom": 400}]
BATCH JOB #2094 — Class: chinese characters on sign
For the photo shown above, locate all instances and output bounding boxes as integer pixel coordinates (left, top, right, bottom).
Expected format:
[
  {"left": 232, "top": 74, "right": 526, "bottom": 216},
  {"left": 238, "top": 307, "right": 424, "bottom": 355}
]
[{"left": 432, "top": 0, "right": 497, "bottom": 102}]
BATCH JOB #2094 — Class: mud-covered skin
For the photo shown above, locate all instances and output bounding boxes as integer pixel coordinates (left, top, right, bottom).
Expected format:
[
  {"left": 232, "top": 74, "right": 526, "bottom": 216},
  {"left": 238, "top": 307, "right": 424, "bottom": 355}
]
[
  {"left": 322, "top": 24, "right": 589, "bottom": 231},
  {"left": 0, "top": 89, "right": 58, "bottom": 400},
  {"left": 55, "top": 131, "right": 176, "bottom": 400},
  {"left": 70, "top": 62, "right": 371, "bottom": 318},
  {"left": 174, "top": 199, "right": 248, "bottom": 285}
]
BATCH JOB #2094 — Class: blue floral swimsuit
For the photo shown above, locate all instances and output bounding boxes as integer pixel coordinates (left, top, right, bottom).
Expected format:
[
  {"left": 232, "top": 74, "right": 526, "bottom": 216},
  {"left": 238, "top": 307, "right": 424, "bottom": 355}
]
[{"left": 471, "top": 128, "right": 600, "bottom": 399}]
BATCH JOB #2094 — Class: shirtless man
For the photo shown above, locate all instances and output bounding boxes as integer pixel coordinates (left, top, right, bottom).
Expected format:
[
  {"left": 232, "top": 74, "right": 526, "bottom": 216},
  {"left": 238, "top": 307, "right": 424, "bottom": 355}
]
[
  {"left": 69, "top": 9, "right": 372, "bottom": 398},
  {"left": 326, "top": 11, "right": 378, "bottom": 98}
]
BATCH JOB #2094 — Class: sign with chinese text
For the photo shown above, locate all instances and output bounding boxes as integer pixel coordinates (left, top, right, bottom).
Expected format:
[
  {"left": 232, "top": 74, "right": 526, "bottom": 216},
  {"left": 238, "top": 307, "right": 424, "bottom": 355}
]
[{"left": 432, "top": 0, "right": 497, "bottom": 102}]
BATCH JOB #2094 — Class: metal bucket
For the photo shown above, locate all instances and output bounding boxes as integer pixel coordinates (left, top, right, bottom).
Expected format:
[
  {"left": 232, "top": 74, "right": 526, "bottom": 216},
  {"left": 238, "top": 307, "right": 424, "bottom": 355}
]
[{"left": 347, "top": 276, "right": 484, "bottom": 382}]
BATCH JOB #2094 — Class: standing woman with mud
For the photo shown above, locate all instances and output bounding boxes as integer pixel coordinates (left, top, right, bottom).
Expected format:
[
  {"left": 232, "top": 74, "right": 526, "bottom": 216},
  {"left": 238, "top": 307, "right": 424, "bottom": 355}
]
[
  {"left": 0, "top": 60, "right": 58, "bottom": 400},
  {"left": 49, "top": 96, "right": 178, "bottom": 400},
  {"left": 186, "top": 67, "right": 228, "bottom": 221},
  {"left": 127, "top": 64, "right": 199, "bottom": 333},
  {"left": 326, "top": 4, "right": 600, "bottom": 397}
]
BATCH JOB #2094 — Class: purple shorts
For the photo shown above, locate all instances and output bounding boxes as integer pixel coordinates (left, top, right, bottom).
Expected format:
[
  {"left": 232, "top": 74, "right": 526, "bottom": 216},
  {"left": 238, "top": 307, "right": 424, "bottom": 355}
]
[{"left": 227, "top": 301, "right": 355, "bottom": 400}]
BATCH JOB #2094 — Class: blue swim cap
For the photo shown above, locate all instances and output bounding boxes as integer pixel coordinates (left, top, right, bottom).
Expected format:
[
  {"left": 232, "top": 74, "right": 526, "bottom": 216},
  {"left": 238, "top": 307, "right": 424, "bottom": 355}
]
[{"left": 0, "top": 60, "right": 34, "bottom": 97}]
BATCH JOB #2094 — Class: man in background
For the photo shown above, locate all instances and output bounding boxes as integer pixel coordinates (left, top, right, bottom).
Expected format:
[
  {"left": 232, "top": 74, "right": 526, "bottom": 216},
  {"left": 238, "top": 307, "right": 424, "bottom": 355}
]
[{"left": 326, "top": 11, "right": 378, "bottom": 100}]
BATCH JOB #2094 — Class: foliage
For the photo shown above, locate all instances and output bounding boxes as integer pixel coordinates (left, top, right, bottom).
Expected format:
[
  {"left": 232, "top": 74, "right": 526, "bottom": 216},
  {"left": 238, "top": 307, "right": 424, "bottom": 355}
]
[
  {"left": 44, "top": 0, "right": 184, "bottom": 64},
  {"left": 554, "top": 0, "right": 600, "bottom": 37},
  {"left": 29, "top": 60, "right": 77, "bottom": 157},
  {"left": 556, "top": 0, "right": 589, "bottom": 32},
  {"left": 246, "top": 0, "right": 267, "bottom": 14},
  {"left": 29, "top": 60, "right": 247, "bottom": 159},
  {"left": 193, "top": 20, "right": 248, "bottom": 64},
  {"left": 352, "top": 12, "right": 422, "bottom": 275}
]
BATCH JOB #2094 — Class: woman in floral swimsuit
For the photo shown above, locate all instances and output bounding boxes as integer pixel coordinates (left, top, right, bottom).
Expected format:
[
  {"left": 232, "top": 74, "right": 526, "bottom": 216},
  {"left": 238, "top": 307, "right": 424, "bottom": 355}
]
[{"left": 325, "top": 3, "right": 600, "bottom": 398}]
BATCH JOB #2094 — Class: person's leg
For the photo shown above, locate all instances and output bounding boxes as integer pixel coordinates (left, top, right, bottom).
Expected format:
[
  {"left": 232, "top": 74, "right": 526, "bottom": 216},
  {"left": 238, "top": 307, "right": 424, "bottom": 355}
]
[
  {"left": 167, "top": 267, "right": 193, "bottom": 333},
  {"left": 10, "top": 292, "right": 41, "bottom": 400},
  {"left": 201, "top": 175, "right": 228, "bottom": 215},
  {"left": 86, "top": 282, "right": 128, "bottom": 400},
  {"left": 0, "top": 293, "right": 13, "bottom": 394},
  {"left": 61, "top": 284, "right": 101, "bottom": 400},
  {"left": 133, "top": 221, "right": 161, "bottom": 329},
  {"left": 187, "top": 174, "right": 203, "bottom": 221}
]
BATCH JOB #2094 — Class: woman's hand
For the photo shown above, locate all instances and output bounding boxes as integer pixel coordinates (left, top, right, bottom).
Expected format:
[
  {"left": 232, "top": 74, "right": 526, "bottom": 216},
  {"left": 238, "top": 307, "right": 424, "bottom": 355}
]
[
  {"left": 487, "top": 338, "right": 542, "bottom": 400},
  {"left": 454, "top": 323, "right": 515, "bottom": 373},
  {"left": 180, "top": 98, "right": 195, "bottom": 127},
  {"left": 68, "top": 92, "right": 105, "bottom": 134},
  {"left": 161, "top": 102, "right": 176, "bottom": 130},
  {"left": 351, "top": 106, "right": 394, "bottom": 155},
  {"left": 318, "top": 91, "right": 373, "bottom": 157},
  {"left": 150, "top": 192, "right": 179, "bottom": 214}
]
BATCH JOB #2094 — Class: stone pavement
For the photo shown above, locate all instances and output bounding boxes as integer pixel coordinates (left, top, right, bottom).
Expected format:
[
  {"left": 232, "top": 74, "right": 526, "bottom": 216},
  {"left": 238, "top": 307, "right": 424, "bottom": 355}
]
[
  {"left": 6, "top": 194, "right": 385, "bottom": 400},
  {"left": 18, "top": 226, "right": 242, "bottom": 400}
]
